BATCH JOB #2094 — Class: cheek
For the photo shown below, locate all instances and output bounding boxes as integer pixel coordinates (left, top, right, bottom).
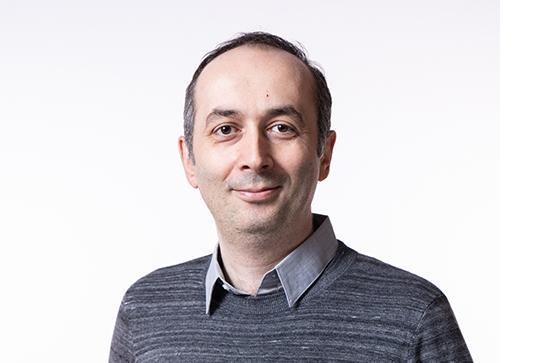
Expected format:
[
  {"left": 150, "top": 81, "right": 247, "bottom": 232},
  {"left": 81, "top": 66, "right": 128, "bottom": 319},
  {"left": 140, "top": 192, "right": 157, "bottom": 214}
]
[
  {"left": 193, "top": 150, "right": 234, "bottom": 186},
  {"left": 298, "top": 161, "right": 320, "bottom": 188},
  {"left": 193, "top": 160, "right": 231, "bottom": 215},
  {"left": 282, "top": 142, "right": 319, "bottom": 170},
  {"left": 284, "top": 151, "right": 320, "bottom": 186},
  {"left": 195, "top": 168, "right": 229, "bottom": 195}
]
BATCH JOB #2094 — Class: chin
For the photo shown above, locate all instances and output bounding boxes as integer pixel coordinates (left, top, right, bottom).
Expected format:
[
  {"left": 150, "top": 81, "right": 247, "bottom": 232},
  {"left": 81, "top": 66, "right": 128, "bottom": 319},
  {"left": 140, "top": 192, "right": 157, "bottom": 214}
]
[{"left": 234, "top": 210, "right": 287, "bottom": 235}]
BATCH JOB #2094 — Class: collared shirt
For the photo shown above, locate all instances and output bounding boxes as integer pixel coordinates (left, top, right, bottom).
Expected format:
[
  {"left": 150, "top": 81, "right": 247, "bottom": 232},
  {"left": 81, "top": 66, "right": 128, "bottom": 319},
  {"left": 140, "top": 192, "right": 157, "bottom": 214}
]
[{"left": 204, "top": 214, "right": 338, "bottom": 314}]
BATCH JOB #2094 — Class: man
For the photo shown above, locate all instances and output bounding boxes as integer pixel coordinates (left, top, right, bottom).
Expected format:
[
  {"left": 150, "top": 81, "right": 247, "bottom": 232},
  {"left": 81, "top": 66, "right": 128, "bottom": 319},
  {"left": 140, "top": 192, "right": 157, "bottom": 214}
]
[{"left": 110, "top": 32, "right": 472, "bottom": 362}]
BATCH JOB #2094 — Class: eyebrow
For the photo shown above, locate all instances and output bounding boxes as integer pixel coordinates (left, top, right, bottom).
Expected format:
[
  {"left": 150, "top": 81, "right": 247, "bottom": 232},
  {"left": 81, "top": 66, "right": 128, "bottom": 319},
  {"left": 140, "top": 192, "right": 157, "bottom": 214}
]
[
  {"left": 205, "top": 108, "right": 243, "bottom": 129},
  {"left": 204, "top": 105, "right": 305, "bottom": 129},
  {"left": 264, "top": 105, "right": 305, "bottom": 126}
]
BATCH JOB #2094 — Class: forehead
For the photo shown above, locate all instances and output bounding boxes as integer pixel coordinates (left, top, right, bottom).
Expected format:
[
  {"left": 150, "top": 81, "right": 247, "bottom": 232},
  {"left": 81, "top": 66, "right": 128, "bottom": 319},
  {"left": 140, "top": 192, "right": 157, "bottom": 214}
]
[{"left": 193, "top": 45, "right": 316, "bottom": 118}]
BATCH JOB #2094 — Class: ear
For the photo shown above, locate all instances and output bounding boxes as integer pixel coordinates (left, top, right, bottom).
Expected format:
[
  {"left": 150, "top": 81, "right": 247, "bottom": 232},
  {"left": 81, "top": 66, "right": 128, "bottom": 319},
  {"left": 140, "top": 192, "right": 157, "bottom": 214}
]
[
  {"left": 318, "top": 130, "right": 336, "bottom": 181},
  {"left": 178, "top": 136, "right": 199, "bottom": 189}
]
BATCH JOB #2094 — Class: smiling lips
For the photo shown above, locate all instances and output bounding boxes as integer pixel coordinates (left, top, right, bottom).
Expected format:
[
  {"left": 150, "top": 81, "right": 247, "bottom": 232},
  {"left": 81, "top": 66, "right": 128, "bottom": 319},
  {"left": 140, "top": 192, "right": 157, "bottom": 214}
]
[{"left": 232, "top": 186, "right": 281, "bottom": 202}]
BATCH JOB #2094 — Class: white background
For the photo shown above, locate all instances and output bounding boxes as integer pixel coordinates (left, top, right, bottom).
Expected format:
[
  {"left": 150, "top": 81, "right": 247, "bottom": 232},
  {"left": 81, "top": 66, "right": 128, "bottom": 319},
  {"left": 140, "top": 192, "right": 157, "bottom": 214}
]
[{"left": 0, "top": 0, "right": 545, "bottom": 362}]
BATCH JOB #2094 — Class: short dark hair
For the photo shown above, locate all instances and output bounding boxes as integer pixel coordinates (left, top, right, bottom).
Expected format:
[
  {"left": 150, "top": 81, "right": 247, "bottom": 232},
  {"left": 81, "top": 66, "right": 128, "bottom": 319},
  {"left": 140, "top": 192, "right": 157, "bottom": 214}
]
[{"left": 183, "top": 31, "right": 332, "bottom": 161}]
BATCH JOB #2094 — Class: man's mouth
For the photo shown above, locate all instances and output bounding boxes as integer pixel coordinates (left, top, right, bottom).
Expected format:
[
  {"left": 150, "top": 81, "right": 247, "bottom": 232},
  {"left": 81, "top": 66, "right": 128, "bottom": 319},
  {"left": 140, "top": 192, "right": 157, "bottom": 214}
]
[{"left": 232, "top": 186, "right": 281, "bottom": 202}]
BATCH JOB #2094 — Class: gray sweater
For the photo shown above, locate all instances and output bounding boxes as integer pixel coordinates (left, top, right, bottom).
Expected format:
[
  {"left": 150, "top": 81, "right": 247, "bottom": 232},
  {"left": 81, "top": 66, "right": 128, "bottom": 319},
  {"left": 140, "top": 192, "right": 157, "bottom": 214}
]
[{"left": 110, "top": 242, "right": 472, "bottom": 362}]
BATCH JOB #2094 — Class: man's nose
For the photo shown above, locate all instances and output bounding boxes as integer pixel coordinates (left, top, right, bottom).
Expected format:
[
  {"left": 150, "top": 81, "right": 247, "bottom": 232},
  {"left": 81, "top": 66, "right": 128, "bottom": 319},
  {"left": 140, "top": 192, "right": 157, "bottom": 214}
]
[{"left": 237, "top": 129, "right": 273, "bottom": 172}]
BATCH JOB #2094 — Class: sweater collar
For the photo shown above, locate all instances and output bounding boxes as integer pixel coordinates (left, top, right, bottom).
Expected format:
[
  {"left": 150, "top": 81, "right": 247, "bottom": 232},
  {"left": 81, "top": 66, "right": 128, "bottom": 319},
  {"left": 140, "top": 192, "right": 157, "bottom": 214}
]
[{"left": 204, "top": 214, "right": 338, "bottom": 315}]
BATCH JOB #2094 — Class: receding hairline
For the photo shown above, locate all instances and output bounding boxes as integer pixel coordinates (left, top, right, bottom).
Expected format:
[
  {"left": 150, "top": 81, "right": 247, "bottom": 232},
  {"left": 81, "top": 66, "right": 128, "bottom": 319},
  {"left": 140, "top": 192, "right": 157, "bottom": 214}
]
[
  {"left": 183, "top": 32, "right": 332, "bottom": 160},
  {"left": 200, "top": 43, "right": 314, "bottom": 71},
  {"left": 192, "top": 43, "right": 318, "bottom": 102}
]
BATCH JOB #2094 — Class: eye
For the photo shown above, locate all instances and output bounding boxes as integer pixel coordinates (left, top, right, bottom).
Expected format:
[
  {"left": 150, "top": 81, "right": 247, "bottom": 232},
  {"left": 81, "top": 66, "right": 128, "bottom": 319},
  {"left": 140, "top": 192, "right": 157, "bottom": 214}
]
[
  {"left": 213, "top": 124, "right": 237, "bottom": 136},
  {"left": 269, "top": 123, "right": 296, "bottom": 135}
]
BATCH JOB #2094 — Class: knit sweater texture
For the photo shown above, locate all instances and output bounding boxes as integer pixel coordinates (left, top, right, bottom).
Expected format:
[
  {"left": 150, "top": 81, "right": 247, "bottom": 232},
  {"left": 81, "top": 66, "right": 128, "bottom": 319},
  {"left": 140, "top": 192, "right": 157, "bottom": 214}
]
[{"left": 109, "top": 242, "right": 472, "bottom": 362}]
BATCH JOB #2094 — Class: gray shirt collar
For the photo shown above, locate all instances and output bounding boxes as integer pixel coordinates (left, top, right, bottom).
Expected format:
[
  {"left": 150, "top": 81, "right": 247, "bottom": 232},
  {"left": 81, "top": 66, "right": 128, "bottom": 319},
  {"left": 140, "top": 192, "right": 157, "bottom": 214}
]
[{"left": 204, "top": 214, "right": 338, "bottom": 315}]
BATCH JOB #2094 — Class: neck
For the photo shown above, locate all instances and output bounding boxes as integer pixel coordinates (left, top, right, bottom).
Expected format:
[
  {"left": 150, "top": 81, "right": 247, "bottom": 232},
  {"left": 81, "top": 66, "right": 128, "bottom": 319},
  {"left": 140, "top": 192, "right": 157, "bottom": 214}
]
[{"left": 217, "top": 213, "right": 313, "bottom": 295}]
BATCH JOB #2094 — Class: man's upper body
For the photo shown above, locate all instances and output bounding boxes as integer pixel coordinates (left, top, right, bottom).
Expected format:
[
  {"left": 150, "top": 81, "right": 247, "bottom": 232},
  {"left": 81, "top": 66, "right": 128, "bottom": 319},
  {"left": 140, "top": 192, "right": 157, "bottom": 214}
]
[
  {"left": 110, "top": 32, "right": 472, "bottom": 362},
  {"left": 110, "top": 215, "right": 471, "bottom": 362}
]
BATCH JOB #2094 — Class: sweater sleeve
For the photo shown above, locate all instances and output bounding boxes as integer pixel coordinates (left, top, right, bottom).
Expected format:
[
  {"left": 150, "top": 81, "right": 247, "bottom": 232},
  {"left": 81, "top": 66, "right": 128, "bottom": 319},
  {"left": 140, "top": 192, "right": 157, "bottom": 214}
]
[
  {"left": 407, "top": 294, "right": 473, "bottom": 362},
  {"left": 109, "top": 295, "right": 136, "bottom": 363}
]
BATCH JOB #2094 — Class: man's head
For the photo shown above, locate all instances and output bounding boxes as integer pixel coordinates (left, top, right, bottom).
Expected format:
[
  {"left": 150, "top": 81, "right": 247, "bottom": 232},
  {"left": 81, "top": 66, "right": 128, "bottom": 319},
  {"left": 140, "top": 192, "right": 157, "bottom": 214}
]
[
  {"left": 178, "top": 32, "right": 336, "bottom": 236},
  {"left": 183, "top": 32, "right": 332, "bottom": 162}
]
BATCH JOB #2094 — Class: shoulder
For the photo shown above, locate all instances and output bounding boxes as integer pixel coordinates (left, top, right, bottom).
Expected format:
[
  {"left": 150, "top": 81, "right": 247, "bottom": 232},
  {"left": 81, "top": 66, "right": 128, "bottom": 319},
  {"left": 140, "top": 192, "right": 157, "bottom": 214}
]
[
  {"left": 358, "top": 252, "right": 441, "bottom": 296},
  {"left": 348, "top": 251, "right": 472, "bottom": 360},
  {"left": 337, "top": 245, "right": 445, "bottom": 312},
  {"left": 122, "top": 254, "right": 212, "bottom": 305}
]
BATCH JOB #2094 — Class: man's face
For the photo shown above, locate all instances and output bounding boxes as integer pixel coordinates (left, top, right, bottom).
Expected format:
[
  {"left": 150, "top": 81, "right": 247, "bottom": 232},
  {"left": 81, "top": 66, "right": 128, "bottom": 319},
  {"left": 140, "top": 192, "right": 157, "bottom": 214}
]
[{"left": 179, "top": 46, "right": 335, "bottom": 235}]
